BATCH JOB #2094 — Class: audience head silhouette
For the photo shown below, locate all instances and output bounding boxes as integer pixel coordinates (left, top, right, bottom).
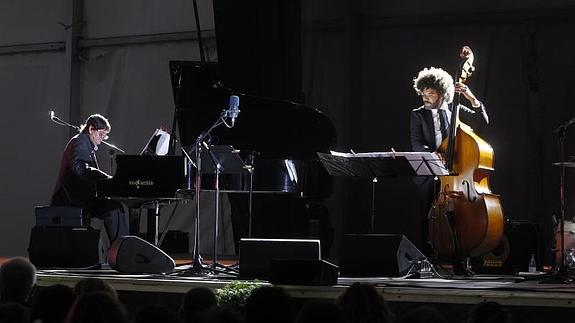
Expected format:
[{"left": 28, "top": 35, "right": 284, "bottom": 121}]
[
  {"left": 244, "top": 286, "right": 294, "bottom": 323},
  {"left": 30, "top": 284, "right": 76, "bottom": 323},
  {"left": 181, "top": 287, "right": 218, "bottom": 323},
  {"left": 336, "top": 282, "right": 394, "bottom": 323},
  {"left": 74, "top": 278, "right": 119, "bottom": 301},
  {"left": 0, "top": 257, "right": 37, "bottom": 306},
  {"left": 65, "top": 292, "right": 127, "bottom": 323}
]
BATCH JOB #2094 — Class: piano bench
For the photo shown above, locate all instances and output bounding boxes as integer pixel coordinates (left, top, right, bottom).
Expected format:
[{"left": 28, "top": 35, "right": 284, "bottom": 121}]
[{"left": 35, "top": 206, "right": 85, "bottom": 227}]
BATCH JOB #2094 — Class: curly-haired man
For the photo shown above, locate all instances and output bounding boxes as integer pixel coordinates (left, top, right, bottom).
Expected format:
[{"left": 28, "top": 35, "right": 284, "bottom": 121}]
[
  {"left": 409, "top": 66, "right": 489, "bottom": 263},
  {"left": 410, "top": 66, "right": 488, "bottom": 152}
]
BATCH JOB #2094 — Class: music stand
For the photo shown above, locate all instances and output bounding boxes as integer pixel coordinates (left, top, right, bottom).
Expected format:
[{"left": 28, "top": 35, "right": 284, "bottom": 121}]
[
  {"left": 318, "top": 151, "right": 449, "bottom": 178},
  {"left": 318, "top": 151, "right": 448, "bottom": 232},
  {"left": 201, "top": 145, "right": 248, "bottom": 271}
]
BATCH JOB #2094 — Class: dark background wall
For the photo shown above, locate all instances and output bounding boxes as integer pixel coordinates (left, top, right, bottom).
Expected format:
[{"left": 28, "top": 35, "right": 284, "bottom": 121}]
[
  {"left": 2, "top": 0, "right": 574, "bottom": 262},
  {"left": 212, "top": 0, "right": 575, "bottom": 263},
  {"left": 298, "top": 1, "right": 575, "bottom": 263}
]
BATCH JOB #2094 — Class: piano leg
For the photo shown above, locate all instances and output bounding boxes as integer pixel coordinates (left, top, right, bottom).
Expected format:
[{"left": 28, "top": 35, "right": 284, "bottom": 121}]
[
  {"left": 146, "top": 203, "right": 160, "bottom": 246},
  {"left": 100, "top": 208, "right": 129, "bottom": 245},
  {"left": 127, "top": 204, "right": 162, "bottom": 246},
  {"left": 129, "top": 209, "right": 141, "bottom": 236}
]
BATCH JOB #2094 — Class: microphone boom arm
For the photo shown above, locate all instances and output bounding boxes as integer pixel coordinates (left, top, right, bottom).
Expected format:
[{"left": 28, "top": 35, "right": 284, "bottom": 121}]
[{"left": 48, "top": 110, "right": 126, "bottom": 153}]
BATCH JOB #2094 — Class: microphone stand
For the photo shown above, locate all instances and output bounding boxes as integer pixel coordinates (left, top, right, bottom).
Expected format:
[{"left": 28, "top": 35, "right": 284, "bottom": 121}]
[
  {"left": 49, "top": 112, "right": 126, "bottom": 154},
  {"left": 101, "top": 140, "right": 126, "bottom": 154},
  {"left": 183, "top": 108, "right": 235, "bottom": 276}
]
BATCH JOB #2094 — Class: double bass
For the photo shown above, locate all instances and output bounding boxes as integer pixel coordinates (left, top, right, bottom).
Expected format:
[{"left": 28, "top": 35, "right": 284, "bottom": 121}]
[{"left": 428, "top": 46, "right": 505, "bottom": 261}]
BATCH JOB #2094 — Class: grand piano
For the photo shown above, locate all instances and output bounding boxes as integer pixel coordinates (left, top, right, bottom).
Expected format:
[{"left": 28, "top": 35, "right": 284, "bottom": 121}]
[
  {"left": 97, "top": 61, "right": 337, "bottom": 250},
  {"left": 171, "top": 61, "right": 337, "bottom": 248},
  {"left": 172, "top": 61, "right": 336, "bottom": 197}
]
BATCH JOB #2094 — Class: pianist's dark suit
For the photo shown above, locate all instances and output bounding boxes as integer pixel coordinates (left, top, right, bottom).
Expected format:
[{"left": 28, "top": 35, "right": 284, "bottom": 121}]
[{"left": 51, "top": 132, "right": 128, "bottom": 242}]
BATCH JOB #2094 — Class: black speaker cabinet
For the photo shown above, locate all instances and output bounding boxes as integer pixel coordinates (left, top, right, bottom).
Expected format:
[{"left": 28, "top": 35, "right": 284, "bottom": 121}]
[
  {"left": 270, "top": 259, "right": 339, "bottom": 286},
  {"left": 239, "top": 238, "right": 321, "bottom": 279},
  {"left": 339, "top": 234, "right": 426, "bottom": 277},
  {"left": 471, "top": 220, "right": 539, "bottom": 274},
  {"left": 108, "top": 236, "right": 175, "bottom": 274},
  {"left": 28, "top": 226, "right": 100, "bottom": 268}
]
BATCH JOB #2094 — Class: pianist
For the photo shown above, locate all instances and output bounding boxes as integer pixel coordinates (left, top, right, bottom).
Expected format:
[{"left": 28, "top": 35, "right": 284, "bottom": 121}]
[{"left": 51, "top": 114, "right": 128, "bottom": 243}]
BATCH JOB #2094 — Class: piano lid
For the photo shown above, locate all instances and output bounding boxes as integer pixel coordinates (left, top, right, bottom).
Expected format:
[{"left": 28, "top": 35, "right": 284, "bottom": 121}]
[{"left": 170, "top": 61, "right": 336, "bottom": 159}]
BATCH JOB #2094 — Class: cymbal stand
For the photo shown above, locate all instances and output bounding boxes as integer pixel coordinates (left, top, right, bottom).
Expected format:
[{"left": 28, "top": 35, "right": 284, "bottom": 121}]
[
  {"left": 555, "top": 126, "right": 571, "bottom": 281},
  {"left": 544, "top": 121, "right": 574, "bottom": 283}
]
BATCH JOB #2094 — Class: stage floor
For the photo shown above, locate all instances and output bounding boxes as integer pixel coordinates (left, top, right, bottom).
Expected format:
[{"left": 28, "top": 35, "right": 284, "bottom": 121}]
[
  {"left": 35, "top": 266, "right": 575, "bottom": 308},
  {"left": 9, "top": 254, "right": 569, "bottom": 322},
  {"left": 4, "top": 255, "right": 575, "bottom": 320}
]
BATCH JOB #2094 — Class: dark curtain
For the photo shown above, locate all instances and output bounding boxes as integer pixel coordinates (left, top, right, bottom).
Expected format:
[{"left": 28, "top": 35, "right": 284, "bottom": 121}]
[{"left": 302, "top": 2, "right": 575, "bottom": 264}]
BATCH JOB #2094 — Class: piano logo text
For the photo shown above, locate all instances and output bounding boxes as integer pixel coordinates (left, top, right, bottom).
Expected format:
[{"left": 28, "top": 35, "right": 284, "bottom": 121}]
[{"left": 129, "top": 180, "right": 154, "bottom": 189}]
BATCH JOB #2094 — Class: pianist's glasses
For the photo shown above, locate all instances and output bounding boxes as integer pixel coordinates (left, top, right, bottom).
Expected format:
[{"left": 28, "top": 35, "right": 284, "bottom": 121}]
[{"left": 96, "top": 129, "right": 109, "bottom": 140}]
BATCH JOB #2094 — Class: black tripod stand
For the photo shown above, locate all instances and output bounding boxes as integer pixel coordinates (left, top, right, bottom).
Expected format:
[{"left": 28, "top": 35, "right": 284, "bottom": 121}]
[{"left": 179, "top": 97, "right": 241, "bottom": 277}]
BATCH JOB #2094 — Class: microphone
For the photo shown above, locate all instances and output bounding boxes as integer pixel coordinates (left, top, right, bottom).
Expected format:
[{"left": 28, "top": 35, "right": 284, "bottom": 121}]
[
  {"left": 49, "top": 110, "right": 66, "bottom": 124},
  {"left": 228, "top": 95, "right": 240, "bottom": 127},
  {"left": 48, "top": 109, "right": 82, "bottom": 131}
]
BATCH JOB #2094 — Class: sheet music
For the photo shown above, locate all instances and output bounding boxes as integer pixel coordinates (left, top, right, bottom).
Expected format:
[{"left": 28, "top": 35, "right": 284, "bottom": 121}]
[
  {"left": 141, "top": 129, "right": 170, "bottom": 156},
  {"left": 330, "top": 150, "right": 439, "bottom": 159},
  {"left": 327, "top": 150, "right": 449, "bottom": 176}
]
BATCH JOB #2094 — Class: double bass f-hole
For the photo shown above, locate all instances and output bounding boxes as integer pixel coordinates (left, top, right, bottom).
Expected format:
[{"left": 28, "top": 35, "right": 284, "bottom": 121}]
[{"left": 462, "top": 180, "right": 476, "bottom": 203}]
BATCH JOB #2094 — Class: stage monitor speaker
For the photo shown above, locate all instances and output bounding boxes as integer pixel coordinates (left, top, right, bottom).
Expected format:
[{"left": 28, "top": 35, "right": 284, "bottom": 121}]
[
  {"left": 239, "top": 238, "right": 321, "bottom": 279},
  {"left": 471, "top": 220, "right": 539, "bottom": 274},
  {"left": 107, "top": 236, "right": 175, "bottom": 274},
  {"left": 339, "top": 234, "right": 426, "bottom": 277},
  {"left": 270, "top": 259, "right": 339, "bottom": 286},
  {"left": 28, "top": 226, "right": 100, "bottom": 268}
]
